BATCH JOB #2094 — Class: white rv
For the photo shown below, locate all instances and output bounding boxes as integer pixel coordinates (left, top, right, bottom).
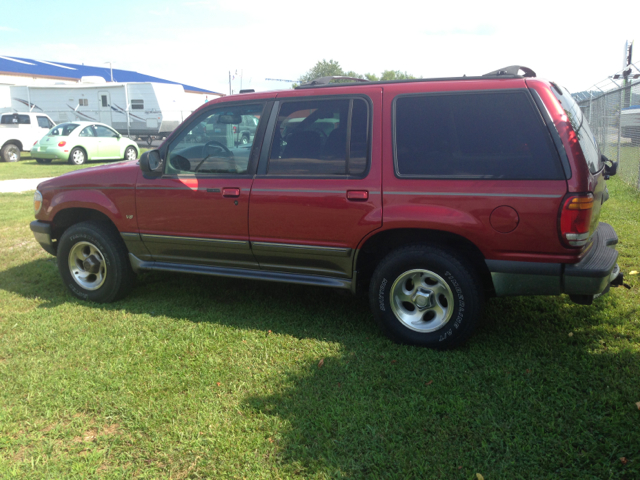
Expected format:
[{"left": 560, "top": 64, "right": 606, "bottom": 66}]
[{"left": 3, "top": 79, "right": 204, "bottom": 140}]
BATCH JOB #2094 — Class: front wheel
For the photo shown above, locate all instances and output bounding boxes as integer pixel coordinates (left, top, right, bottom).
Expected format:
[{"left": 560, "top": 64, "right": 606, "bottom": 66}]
[
  {"left": 1, "top": 143, "right": 20, "bottom": 162},
  {"left": 57, "top": 221, "right": 135, "bottom": 303},
  {"left": 124, "top": 146, "right": 138, "bottom": 161},
  {"left": 35, "top": 158, "right": 53, "bottom": 164},
  {"left": 369, "top": 245, "right": 483, "bottom": 349},
  {"left": 68, "top": 147, "right": 86, "bottom": 165}
]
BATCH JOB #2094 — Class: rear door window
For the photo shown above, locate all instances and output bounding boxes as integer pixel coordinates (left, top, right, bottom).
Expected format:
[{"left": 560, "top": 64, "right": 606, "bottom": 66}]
[
  {"left": 267, "top": 98, "right": 369, "bottom": 176},
  {"left": 394, "top": 91, "right": 564, "bottom": 179}
]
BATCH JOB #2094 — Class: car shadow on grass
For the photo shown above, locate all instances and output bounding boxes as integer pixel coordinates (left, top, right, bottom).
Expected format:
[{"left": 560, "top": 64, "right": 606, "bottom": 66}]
[{"left": 1, "top": 259, "right": 639, "bottom": 478}]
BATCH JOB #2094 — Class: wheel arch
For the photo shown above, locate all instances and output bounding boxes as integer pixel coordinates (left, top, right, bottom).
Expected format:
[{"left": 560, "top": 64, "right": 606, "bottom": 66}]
[
  {"left": 354, "top": 228, "right": 493, "bottom": 297},
  {"left": 2, "top": 140, "right": 23, "bottom": 151},
  {"left": 69, "top": 145, "right": 88, "bottom": 161},
  {"left": 50, "top": 207, "right": 120, "bottom": 242}
]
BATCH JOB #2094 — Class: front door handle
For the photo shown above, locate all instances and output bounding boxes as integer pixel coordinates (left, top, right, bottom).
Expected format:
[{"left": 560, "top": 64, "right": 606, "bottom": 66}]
[{"left": 222, "top": 188, "right": 240, "bottom": 197}]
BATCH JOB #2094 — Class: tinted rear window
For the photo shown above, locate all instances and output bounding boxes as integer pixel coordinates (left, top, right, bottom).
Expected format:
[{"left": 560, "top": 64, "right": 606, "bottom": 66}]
[
  {"left": 1, "top": 114, "right": 30, "bottom": 124},
  {"left": 394, "top": 91, "right": 564, "bottom": 179},
  {"left": 550, "top": 84, "right": 601, "bottom": 174}
]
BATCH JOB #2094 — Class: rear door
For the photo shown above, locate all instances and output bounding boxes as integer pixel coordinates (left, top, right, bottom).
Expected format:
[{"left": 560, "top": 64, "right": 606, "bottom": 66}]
[{"left": 248, "top": 88, "right": 383, "bottom": 278}]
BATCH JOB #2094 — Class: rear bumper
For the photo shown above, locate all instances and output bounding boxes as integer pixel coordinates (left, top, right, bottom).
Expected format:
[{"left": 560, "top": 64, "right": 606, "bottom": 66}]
[
  {"left": 486, "top": 222, "right": 619, "bottom": 298},
  {"left": 30, "top": 220, "right": 57, "bottom": 256},
  {"left": 30, "top": 147, "right": 65, "bottom": 160}
]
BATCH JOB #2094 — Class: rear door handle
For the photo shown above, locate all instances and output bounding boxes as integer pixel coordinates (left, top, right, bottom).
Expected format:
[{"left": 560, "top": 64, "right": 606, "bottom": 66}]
[
  {"left": 222, "top": 188, "right": 240, "bottom": 197},
  {"left": 347, "top": 190, "right": 369, "bottom": 201}
]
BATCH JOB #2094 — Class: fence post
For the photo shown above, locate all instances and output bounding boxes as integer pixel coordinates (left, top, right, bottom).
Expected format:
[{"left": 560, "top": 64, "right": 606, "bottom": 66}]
[{"left": 617, "top": 86, "right": 623, "bottom": 166}]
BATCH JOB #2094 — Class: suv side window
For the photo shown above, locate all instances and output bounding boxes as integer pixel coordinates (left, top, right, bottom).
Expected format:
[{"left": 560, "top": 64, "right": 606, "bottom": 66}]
[
  {"left": 394, "top": 91, "right": 564, "bottom": 180},
  {"left": 165, "top": 103, "right": 264, "bottom": 176},
  {"left": 37, "top": 116, "right": 53, "bottom": 129},
  {"left": 267, "top": 98, "right": 369, "bottom": 176}
]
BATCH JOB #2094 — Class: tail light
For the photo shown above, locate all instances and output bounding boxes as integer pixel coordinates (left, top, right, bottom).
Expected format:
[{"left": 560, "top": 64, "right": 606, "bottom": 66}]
[
  {"left": 559, "top": 194, "right": 593, "bottom": 247},
  {"left": 33, "top": 141, "right": 38, "bottom": 146},
  {"left": 58, "top": 141, "right": 66, "bottom": 147}
]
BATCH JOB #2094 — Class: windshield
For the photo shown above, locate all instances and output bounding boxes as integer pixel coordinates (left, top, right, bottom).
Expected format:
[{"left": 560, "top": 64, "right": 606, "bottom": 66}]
[
  {"left": 48, "top": 123, "right": 80, "bottom": 137},
  {"left": 551, "top": 84, "right": 601, "bottom": 174}
]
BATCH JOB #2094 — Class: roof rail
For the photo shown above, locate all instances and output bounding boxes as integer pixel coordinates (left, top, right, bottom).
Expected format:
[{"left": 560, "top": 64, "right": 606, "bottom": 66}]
[
  {"left": 483, "top": 66, "right": 536, "bottom": 78},
  {"left": 299, "top": 76, "right": 371, "bottom": 87}
]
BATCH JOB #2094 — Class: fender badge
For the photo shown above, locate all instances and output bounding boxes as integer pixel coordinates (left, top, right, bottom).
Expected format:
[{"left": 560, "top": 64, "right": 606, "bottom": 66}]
[{"left": 126, "top": 215, "right": 133, "bottom": 219}]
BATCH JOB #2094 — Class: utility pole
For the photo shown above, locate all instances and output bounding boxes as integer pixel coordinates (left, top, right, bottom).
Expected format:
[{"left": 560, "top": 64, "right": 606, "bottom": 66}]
[
  {"left": 104, "top": 62, "right": 114, "bottom": 82},
  {"left": 229, "top": 71, "right": 231, "bottom": 96}
]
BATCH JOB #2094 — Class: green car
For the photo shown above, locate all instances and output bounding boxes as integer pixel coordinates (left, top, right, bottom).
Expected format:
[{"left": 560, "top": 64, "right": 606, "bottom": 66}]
[{"left": 31, "top": 121, "right": 138, "bottom": 165}]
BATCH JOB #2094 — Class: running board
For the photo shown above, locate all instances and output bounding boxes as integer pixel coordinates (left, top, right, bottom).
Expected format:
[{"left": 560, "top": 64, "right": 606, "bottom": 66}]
[{"left": 128, "top": 253, "right": 352, "bottom": 290}]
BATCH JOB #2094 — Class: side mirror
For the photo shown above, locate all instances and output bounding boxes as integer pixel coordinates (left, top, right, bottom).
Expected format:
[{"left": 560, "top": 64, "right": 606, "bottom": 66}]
[
  {"left": 602, "top": 155, "right": 617, "bottom": 179},
  {"left": 139, "top": 150, "right": 163, "bottom": 175}
]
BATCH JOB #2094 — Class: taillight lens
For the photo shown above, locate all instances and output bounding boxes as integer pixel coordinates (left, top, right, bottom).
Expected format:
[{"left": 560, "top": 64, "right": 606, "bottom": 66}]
[
  {"left": 58, "top": 141, "right": 66, "bottom": 147},
  {"left": 33, "top": 141, "right": 38, "bottom": 146},
  {"left": 559, "top": 194, "right": 594, "bottom": 247}
]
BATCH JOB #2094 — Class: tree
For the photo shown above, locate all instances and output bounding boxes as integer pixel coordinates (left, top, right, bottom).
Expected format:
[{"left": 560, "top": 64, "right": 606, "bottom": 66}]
[
  {"left": 379, "top": 70, "right": 416, "bottom": 81},
  {"left": 293, "top": 61, "right": 416, "bottom": 88},
  {"left": 298, "top": 59, "right": 346, "bottom": 84}
]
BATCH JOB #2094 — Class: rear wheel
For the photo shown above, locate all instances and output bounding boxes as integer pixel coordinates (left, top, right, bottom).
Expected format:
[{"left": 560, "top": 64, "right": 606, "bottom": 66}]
[
  {"left": 68, "top": 147, "right": 86, "bottom": 165},
  {"left": 57, "top": 221, "right": 135, "bottom": 303},
  {"left": 369, "top": 245, "right": 483, "bottom": 349},
  {"left": 35, "top": 158, "right": 53, "bottom": 164},
  {"left": 124, "top": 146, "right": 137, "bottom": 161},
  {"left": 1, "top": 143, "right": 20, "bottom": 162}
]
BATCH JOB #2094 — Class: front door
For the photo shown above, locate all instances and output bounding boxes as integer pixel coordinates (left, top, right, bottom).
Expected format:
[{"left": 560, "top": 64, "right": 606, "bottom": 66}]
[
  {"left": 95, "top": 124, "right": 121, "bottom": 159},
  {"left": 98, "top": 91, "right": 112, "bottom": 125},
  {"left": 248, "top": 92, "right": 383, "bottom": 278},
  {"left": 136, "top": 102, "right": 267, "bottom": 268}
]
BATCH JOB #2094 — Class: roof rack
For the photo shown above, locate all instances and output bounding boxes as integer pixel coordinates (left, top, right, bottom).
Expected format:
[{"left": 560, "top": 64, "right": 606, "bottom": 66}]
[
  {"left": 483, "top": 65, "right": 536, "bottom": 78},
  {"left": 299, "top": 76, "right": 370, "bottom": 87}
]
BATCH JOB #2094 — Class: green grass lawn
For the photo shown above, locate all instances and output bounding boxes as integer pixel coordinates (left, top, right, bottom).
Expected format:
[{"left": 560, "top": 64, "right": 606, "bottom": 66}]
[
  {"left": 0, "top": 179, "right": 639, "bottom": 479},
  {"left": 0, "top": 151, "right": 148, "bottom": 181}
]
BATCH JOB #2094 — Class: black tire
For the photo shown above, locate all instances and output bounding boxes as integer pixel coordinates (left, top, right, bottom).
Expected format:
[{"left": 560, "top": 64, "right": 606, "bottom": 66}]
[
  {"left": 146, "top": 136, "right": 154, "bottom": 147},
  {"left": 124, "top": 146, "right": 138, "bottom": 161},
  {"left": 57, "top": 221, "right": 135, "bottom": 303},
  {"left": 369, "top": 245, "right": 483, "bottom": 349},
  {"left": 35, "top": 158, "right": 53, "bottom": 164},
  {"left": 68, "top": 147, "right": 86, "bottom": 165},
  {"left": 240, "top": 134, "right": 250, "bottom": 145},
  {"left": 1, "top": 143, "right": 20, "bottom": 162}
]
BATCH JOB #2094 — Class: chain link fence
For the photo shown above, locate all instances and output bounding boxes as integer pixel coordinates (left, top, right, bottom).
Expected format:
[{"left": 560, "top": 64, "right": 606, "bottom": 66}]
[{"left": 576, "top": 80, "right": 640, "bottom": 190}]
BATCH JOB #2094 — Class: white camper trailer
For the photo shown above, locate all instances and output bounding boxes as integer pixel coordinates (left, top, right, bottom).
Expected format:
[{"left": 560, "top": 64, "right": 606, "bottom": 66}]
[{"left": 4, "top": 80, "right": 202, "bottom": 141}]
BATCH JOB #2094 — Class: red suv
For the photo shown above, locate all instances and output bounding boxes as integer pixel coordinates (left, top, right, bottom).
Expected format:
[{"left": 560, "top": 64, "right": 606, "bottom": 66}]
[{"left": 30, "top": 66, "right": 622, "bottom": 348}]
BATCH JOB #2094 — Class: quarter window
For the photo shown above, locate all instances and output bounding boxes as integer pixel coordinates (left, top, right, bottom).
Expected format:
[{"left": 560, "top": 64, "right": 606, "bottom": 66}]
[
  {"left": 267, "top": 98, "right": 369, "bottom": 176},
  {"left": 79, "top": 99, "right": 89, "bottom": 106},
  {"left": 165, "top": 103, "right": 264, "bottom": 176},
  {"left": 79, "top": 126, "right": 96, "bottom": 137},
  {"left": 394, "top": 92, "right": 564, "bottom": 179}
]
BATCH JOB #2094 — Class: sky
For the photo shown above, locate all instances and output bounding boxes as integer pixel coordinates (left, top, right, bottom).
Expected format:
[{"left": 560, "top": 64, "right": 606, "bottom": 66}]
[{"left": 1, "top": 0, "right": 638, "bottom": 95}]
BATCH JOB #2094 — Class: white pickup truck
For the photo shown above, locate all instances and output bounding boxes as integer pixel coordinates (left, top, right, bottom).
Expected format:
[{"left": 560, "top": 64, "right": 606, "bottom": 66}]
[{"left": 0, "top": 112, "right": 56, "bottom": 162}]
